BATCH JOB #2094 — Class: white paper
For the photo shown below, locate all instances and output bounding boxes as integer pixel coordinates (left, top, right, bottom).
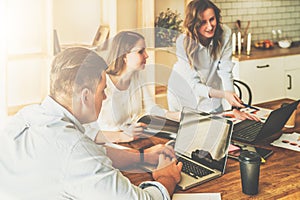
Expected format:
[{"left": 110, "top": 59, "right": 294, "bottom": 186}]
[
  {"left": 271, "top": 132, "right": 300, "bottom": 152},
  {"left": 172, "top": 193, "right": 221, "bottom": 200}
]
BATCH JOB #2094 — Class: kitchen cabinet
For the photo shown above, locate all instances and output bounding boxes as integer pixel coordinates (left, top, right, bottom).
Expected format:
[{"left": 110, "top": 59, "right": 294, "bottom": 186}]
[
  {"left": 233, "top": 57, "right": 285, "bottom": 104},
  {"left": 234, "top": 53, "right": 300, "bottom": 104},
  {"left": 284, "top": 55, "right": 300, "bottom": 100}
]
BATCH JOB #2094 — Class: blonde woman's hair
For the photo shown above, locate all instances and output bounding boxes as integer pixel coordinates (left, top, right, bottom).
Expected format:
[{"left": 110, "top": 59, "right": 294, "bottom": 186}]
[{"left": 106, "top": 31, "right": 145, "bottom": 75}]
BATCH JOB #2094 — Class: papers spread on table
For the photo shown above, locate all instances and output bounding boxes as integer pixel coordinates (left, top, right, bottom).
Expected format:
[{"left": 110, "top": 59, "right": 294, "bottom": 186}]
[
  {"left": 172, "top": 193, "right": 221, "bottom": 200},
  {"left": 271, "top": 132, "right": 300, "bottom": 152}
]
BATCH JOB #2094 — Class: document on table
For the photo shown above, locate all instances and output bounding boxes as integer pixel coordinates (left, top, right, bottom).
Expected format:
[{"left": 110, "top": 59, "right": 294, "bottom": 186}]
[
  {"left": 271, "top": 132, "right": 300, "bottom": 152},
  {"left": 172, "top": 193, "right": 221, "bottom": 200}
]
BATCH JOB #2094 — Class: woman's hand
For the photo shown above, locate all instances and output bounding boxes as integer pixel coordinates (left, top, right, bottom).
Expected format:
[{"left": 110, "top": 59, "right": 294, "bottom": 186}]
[
  {"left": 224, "top": 91, "right": 244, "bottom": 107},
  {"left": 232, "top": 109, "right": 260, "bottom": 121},
  {"left": 209, "top": 89, "right": 244, "bottom": 107},
  {"left": 122, "top": 122, "right": 147, "bottom": 139}
]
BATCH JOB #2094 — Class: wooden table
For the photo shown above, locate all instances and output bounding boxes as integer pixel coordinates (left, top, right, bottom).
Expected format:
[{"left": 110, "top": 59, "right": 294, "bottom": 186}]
[{"left": 122, "top": 98, "right": 300, "bottom": 199}]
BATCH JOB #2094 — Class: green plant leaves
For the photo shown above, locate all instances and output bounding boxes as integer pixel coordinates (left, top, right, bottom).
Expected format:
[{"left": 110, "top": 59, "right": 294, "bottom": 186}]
[{"left": 155, "top": 8, "right": 183, "bottom": 47}]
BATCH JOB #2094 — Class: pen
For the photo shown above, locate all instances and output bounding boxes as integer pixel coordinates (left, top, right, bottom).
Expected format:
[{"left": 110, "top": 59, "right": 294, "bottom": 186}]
[{"left": 242, "top": 103, "right": 260, "bottom": 111}]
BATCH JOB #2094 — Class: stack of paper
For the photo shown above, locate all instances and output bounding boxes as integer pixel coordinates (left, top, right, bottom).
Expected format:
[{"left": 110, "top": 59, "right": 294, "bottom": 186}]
[
  {"left": 271, "top": 132, "right": 300, "bottom": 152},
  {"left": 172, "top": 193, "right": 221, "bottom": 200}
]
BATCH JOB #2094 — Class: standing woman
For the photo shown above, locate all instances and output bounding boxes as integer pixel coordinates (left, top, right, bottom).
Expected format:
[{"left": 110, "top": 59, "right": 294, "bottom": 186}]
[
  {"left": 168, "top": 0, "right": 257, "bottom": 120},
  {"left": 98, "top": 31, "right": 179, "bottom": 135}
]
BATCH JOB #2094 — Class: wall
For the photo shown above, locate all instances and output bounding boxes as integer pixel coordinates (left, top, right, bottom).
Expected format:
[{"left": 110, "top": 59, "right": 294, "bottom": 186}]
[
  {"left": 5, "top": 0, "right": 52, "bottom": 111},
  {"left": 0, "top": 0, "right": 7, "bottom": 121},
  {"left": 212, "top": 0, "right": 300, "bottom": 42},
  {"left": 53, "top": 0, "right": 300, "bottom": 44},
  {"left": 117, "top": 0, "right": 137, "bottom": 32},
  {"left": 154, "top": 0, "right": 184, "bottom": 85},
  {"left": 155, "top": 0, "right": 185, "bottom": 17},
  {"left": 53, "top": 0, "right": 101, "bottom": 44}
]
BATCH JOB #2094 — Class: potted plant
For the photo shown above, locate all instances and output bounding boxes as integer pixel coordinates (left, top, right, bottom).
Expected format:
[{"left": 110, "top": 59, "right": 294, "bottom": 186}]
[{"left": 155, "top": 8, "right": 183, "bottom": 47}]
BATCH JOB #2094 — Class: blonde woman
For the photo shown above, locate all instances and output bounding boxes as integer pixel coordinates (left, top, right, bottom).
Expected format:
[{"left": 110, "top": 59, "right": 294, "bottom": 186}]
[{"left": 98, "top": 31, "right": 180, "bottom": 136}]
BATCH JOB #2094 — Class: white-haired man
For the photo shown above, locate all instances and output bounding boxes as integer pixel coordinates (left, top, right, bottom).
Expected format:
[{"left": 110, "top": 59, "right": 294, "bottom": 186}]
[{"left": 0, "top": 47, "right": 182, "bottom": 199}]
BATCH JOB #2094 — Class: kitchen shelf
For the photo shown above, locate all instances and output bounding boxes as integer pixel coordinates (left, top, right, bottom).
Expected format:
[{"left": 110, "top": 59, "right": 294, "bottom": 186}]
[{"left": 233, "top": 41, "right": 300, "bottom": 61}]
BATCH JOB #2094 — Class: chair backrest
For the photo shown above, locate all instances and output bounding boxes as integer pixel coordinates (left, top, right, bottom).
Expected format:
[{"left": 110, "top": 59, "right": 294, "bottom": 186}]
[
  {"left": 53, "top": 29, "right": 61, "bottom": 55},
  {"left": 92, "top": 25, "right": 110, "bottom": 49},
  {"left": 233, "top": 79, "right": 252, "bottom": 105}
]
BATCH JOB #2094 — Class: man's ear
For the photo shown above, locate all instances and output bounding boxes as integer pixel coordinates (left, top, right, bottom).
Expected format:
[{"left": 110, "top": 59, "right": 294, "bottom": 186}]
[
  {"left": 81, "top": 88, "right": 92, "bottom": 105},
  {"left": 75, "top": 88, "right": 96, "bottom": 124}
]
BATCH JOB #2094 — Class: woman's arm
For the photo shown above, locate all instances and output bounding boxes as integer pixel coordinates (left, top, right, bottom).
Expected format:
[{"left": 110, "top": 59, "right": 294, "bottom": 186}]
[{"left": 215, "top": 25, "right": 244, "bottom": 107}]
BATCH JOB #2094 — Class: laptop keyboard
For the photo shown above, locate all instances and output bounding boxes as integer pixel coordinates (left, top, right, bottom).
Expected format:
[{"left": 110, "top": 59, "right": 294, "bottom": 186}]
[
  {"left": 177, "top": 157, "right": 214, "bottom": 179},
  {"left": 232, "top": 120, "right": 264, "bottom": 142}
]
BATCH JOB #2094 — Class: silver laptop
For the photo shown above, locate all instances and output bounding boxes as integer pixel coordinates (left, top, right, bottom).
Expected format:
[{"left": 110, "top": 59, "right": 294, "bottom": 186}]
[{"left": 141, "top": 107, "right": 233, "bottom": 190}]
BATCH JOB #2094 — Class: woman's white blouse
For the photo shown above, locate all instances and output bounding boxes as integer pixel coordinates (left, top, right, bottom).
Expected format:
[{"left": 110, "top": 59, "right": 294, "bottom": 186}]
[{"left": 98, "top": 72, "right": 166, "bottom": 131}]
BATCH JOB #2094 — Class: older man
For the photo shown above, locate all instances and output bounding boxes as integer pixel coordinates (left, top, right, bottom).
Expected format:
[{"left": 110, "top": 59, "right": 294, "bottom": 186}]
[{"left": 0, "top": 47, "right": 182, "bottom": 199}]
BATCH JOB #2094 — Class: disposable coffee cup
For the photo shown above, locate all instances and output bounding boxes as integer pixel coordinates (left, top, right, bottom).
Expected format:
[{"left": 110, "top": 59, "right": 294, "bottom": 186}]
[
  {"left": 238, "top": 150, "right": 261, "bottom": 195},
  {"left": 281, "top": 103, "right": 296, "bottom": 128}
]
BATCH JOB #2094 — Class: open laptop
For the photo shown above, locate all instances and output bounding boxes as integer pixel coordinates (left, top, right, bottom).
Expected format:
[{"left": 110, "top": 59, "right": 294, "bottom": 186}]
[
  {"left": 232, "top": 100, "right": 299, "bottom": 143},
  {"left": 142, "top": 107, "right": 233, "bottom": 190}
]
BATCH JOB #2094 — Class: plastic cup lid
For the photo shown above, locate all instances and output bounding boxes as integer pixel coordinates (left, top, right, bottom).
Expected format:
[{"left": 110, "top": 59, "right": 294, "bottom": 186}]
[{"left": 238, "top": 150, "right": 261, "bottom": 163}]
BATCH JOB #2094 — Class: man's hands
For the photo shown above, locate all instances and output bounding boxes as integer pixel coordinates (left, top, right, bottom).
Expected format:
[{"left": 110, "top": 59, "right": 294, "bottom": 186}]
[
  {"left": 151, "top": 141, "right": 182, "bottom": 196},
  {"left": 153, "top": 154, "right": 182, "bottom": 182},
  {"left": 144, "top": 143, "right": 176, "bottom": 165},
  {"left": 152, "top": 154, "right": 182, "bottom": 196},
  {"left": 144, "top": 141, "right": 183, "bottom": 196}
]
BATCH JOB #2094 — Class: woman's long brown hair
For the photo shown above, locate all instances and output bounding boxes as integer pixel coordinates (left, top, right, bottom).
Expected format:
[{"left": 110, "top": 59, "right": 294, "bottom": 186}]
[{"left": 183, "top": 0, "right": 223, "bottom": 67}]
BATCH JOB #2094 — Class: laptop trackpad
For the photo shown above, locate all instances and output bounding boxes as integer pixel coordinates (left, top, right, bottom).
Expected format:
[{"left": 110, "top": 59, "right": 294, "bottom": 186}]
[{"left": 178, "top": 171, "right": 221, "bottom": 190}]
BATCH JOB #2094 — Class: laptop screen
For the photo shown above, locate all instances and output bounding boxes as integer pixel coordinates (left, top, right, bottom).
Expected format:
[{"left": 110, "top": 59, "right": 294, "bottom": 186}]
[{"left": 175, "top": 107, "right": 233, "bottom": 172}]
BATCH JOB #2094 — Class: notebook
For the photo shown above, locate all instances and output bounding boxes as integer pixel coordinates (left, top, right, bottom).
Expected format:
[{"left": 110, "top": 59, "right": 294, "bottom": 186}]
[
  {"left": 142, "top": 107, "right": 233, "bottom": 190},
  {"left": 232, "top": 100, "right": 299, "bottom": 143}
]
